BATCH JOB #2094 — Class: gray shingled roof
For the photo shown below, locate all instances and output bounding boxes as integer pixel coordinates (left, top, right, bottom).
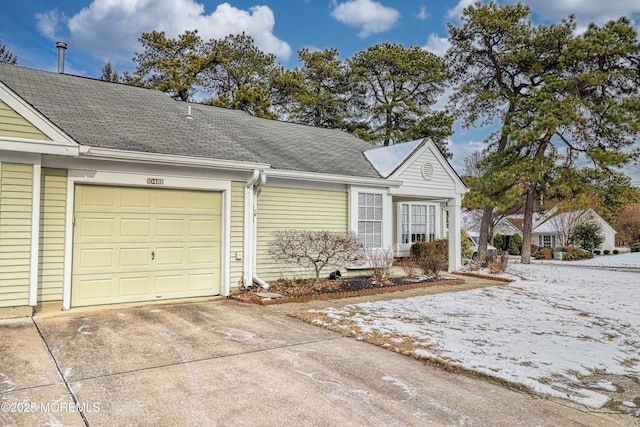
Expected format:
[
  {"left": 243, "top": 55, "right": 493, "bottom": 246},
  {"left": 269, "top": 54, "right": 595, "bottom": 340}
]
[{"left": 0, "top": 64, "right": 381, "bottom": 178}]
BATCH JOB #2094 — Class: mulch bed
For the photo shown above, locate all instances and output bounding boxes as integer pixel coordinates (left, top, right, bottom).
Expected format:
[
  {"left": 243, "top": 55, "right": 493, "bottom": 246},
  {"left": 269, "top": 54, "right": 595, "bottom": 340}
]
[{"left": 230, "top": 275, "right": 465, "bottom": 305}]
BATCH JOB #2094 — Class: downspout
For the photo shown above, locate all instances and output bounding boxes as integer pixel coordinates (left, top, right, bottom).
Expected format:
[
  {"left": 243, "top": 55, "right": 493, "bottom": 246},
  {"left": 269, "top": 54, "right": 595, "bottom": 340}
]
[{"left": 244, "top": 170, "right": 268, "bottom": 289}]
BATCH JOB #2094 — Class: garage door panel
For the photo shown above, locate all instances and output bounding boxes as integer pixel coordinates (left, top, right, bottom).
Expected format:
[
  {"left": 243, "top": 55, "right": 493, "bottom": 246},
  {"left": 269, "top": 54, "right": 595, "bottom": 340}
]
[
  {"left": 155, "top": 189, "right": 189, "bottom": 210},
  {"left": 120, "top": 188, "right": 153, "bottom": 209},
  {"left": 119, "top": 247, "right": 152, "bottom": 268},
  {"left": 188, "top": 270, "right": 220, "bottom": 291},
  {"left": 72, "top": 185, "right": 223, "bottom": 307},
  {"left": 155, "top": 275, "right": 184, "bottom": 294},
  {"left": 118, "top": 276, "right": 151, "bottom": 296},
  {"left": 188, "top": 245, "right": 218, "bottom": 264},
  {"left": 74, "top": 277, "right": 113, "bottom": 300},
  {"left": 76, "top": 248, "right": 114, "bottom": 270},
  {"left": 189, "top": 218, "right": 220, "bottom": 238},
  {"left": 76, "top": 217, "right": 115, "bottom": 238},
  {"left": 120, "top": 218, "right": 152, "bottom": 238},
  {"left": 156, "top": 219, "right": 185, "bottom": 238},
  {"left": 189, "top": 192, "right": 221, "bottom": 210},
  {"left": 154, "top": 246, "right": 185, "bottom": 266},
  {"left": 77, "top": 186, "right": 116, "bottom": 209}
]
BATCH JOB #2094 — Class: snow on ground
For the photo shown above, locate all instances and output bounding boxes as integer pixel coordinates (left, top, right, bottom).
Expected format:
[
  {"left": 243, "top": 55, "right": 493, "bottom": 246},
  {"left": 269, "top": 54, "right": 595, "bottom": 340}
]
[
  {"left": 564, "top": 251, "right": 640, "bottom": 268},
  {"left": 311, "top": 253, "right": 640, "bottom": 409}
]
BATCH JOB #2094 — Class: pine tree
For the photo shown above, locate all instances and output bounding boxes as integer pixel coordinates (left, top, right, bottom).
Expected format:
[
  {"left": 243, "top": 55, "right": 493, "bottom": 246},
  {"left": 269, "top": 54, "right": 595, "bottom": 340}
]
[
  {"left": 0, "top": 41, "right": 17, "bottom": 65},
  {"left": 348, "top": 43, "right": 452, "bottom": 153}
]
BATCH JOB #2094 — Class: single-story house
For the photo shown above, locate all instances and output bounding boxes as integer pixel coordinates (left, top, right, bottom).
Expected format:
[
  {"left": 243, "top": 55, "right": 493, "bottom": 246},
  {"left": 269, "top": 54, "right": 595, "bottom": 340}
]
[
  {"left": 531, "top": 208, "right": 616, "bottom": 252},
  {"left": 462, "top": 207, "right": 616, "bottom": 253},
  {"left": 0, "top": 63, "right": 466, "bottom": 316},
  {"left": 461, "top": 209, "right": 522, "bottom": 238}
]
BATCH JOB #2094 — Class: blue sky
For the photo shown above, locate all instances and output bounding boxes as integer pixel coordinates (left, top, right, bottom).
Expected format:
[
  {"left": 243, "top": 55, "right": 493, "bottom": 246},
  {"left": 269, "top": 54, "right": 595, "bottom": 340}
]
[{"left": 1, "top": 0, "right": 639, "bottom": 183}]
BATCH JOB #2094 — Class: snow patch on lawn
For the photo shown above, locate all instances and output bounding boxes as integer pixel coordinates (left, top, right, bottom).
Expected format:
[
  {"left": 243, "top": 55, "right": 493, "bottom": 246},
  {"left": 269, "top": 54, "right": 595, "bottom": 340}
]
[{"left": 313, "top": 262, "right": 640, "bottom": 409}]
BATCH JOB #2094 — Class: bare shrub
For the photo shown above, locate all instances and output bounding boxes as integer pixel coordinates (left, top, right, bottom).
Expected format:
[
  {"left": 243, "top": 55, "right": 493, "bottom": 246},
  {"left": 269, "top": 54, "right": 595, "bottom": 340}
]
[
  {"left": 555, "top": 246, "right": 594, "bottom": 260},
  {"left": 419, "top": 252, "right": 445, "bottom": 276},
  {"left": 364, "top": 247, "right": 394, "bottom": 284},
  {"left": 400, "top": 256, "right": 419, "bottom": 279},
  {"left": 466, "top": 260, "right": 481, "bottom": 271},
  {"left": 487, "top": 252, "right": 508, "bottom": 274},
  {"left": 539, "top": 247, "right": 553, "bottom": 260},
  {"left": 411, "top": 240, "right": 448, "bottom": 276},
  {"left": 268, "top": 230, "right": 361, "bottom": 282},
  {"left": 617, "top": 204, "right": 640, "bottom": 244}
]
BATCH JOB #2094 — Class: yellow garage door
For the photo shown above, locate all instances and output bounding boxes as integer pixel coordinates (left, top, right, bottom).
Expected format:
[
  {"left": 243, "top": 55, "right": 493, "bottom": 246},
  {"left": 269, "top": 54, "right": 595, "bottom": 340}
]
[{"left": 72, "top": 185, "right": 222, "bottom": 307}]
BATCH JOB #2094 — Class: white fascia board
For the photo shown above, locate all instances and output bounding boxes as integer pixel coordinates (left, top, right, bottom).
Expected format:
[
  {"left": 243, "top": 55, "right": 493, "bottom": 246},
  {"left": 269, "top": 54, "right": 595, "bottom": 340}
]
[
  {"left": 81, "top": 147, "right": 271, "bottom": 172},
  {"left": 0, "top": 82, "right": 77, "bottom": 144},
  {"left": 389, "top": 186, "right": 461, "bottom": 200},
  {"left": 266, "top": 168, "right": 402, "bottom": 188},
  {"left": 0, "top": 137, "right": 79, "bottom": 156}
]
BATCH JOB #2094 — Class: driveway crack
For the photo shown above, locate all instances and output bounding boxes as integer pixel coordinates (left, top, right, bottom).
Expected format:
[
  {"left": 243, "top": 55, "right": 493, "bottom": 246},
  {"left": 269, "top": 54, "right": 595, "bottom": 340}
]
[{"left": 31, "top": 317, "right": 91, "bottom": 427}]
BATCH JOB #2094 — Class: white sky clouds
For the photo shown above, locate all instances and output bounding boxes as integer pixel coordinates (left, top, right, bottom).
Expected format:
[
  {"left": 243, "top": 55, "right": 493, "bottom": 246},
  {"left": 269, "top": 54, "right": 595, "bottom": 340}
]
[
  {"left": 36, "top": 0, "right": 291, "bottom": 64},
  {"left": 448, "top": 0, "right": 639, "bottom": 28},
  {"left": 447, "top": 138, "right": 485, "bottom": 173},
  {"left": 446, "top": 0, "right": 475, "bottom": 21},
  {"left": 32, "top": 0, "right": 640, "bottom": 69},
  {"left": 417, "top": 6, "right": 430, "bottom": 21},
  {"left": 528, "top": 0, "right": 640, "bottom": 25},
  {"left": 330, "top": 0, "right": 400, "bottom": 38},
  {"left": 35, "top": 10, "right": 64, "bottom": 40},
  {"left": 424, "top": 33, "right": 450, "bottom": 57}
]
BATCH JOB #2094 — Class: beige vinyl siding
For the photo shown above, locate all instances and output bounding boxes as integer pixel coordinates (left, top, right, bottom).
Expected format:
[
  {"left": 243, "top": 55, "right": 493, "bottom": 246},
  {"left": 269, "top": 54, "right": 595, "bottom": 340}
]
[
  {"left": 37, "top": 168, "right": 67, "bottom": 302},
  {"left": 0, "top": 100, "right": 49, "bottom": 141},
  {"left": 229, "top": 182, "right": 245, "bottom": 287},
  {"left": 0, "top": 163, "right": 33, "bottom": 307},
  {"left": 256, "top": 186, "right": 348, "bottom": 281}
]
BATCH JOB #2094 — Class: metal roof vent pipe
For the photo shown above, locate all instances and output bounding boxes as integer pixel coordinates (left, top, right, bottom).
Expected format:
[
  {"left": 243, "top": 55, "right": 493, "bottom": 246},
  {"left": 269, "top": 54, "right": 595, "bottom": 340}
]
[{"left": 56, "top": 41, "right": 68, "bottom": 74}]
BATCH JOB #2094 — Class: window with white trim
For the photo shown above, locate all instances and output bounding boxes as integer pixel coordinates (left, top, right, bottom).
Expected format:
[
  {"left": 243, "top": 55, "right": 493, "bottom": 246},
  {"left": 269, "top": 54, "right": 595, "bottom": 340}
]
[
  {"left": 429, "top": 205, "right": 436, "bottom": 241},
  {"left": 400, "top": 203, "right": 438, "bottom": 244},
  {"left": 538, "top": 235, "right": 556, "bottom": 248},
  {"left": 358, "top": 193, "right": 382, "bottom": 247}
]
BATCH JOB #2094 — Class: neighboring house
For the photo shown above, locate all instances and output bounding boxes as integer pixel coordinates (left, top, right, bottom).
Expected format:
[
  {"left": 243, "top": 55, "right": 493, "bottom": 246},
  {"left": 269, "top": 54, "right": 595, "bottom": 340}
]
[
  {"left": 531, "top": 208, "right": 616, "bottom": 252},
  {"left": 462, "top": 209, "right": 522, "bottom": 238},
  {"left": 0, "top": 63, "right": 466, "bottom": 315},
  {"left": 463, "top": 207, "right": 616, "bottom": 253}
]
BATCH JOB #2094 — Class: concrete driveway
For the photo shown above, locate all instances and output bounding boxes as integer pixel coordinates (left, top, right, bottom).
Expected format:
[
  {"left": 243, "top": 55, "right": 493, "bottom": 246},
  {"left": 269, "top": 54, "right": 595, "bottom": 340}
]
[{"left": 0, "top": 298, "right": 617, "bottom": 426}]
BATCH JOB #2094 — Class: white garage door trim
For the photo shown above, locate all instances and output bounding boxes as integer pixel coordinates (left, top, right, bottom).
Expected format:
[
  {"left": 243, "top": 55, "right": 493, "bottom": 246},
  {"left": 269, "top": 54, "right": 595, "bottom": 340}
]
[{"left": 62, "top": 170, "right": 231, "bottom": 310}]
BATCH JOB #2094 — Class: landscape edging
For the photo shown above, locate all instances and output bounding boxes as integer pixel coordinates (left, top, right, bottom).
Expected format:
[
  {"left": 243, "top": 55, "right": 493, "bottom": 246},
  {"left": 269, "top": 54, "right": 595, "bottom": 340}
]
[{"left": 236, "top": 278, "right": 466, "bottom": 305}]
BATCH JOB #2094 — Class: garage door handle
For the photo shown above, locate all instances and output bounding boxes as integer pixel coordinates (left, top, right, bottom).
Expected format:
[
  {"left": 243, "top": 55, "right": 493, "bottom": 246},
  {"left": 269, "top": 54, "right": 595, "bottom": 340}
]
[{"left": 151, "top": 250, "right": 155, "bottom": 260}]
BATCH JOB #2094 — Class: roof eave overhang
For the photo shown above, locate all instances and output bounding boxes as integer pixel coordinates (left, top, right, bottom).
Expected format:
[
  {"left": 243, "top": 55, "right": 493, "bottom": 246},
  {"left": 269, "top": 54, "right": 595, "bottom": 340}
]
[
  {"left": 79, "top": 147, "right": 271, "bottom": 172},
  {"left": 266, "top": 168, "right": 402, "bottom": 187},
  {"left": 0, "top": 137, "right": 78, "bottom": 156}
]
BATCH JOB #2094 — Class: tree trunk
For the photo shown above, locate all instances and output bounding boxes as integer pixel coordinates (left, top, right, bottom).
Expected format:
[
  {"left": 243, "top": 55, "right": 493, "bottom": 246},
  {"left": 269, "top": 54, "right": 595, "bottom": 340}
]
[
  {"left": 477, "top": 107, "right": 513, "bottom": 263},
  {"left": 520, "top": 183, "right": 537, "bottom": 264},
  {"left": 478, "top": 206, "right": 493, "bottom": 263}
]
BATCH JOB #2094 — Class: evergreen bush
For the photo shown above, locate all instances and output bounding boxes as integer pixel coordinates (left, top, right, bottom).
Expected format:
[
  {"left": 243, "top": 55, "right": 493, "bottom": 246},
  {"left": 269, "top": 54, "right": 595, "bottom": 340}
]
[{"left": 508, "top": 234, "right": 523, "bottom": 255}]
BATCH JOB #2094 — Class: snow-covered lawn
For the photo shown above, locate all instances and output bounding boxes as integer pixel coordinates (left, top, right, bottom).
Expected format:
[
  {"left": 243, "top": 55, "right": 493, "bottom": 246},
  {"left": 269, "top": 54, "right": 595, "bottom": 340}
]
[{"left": 303, "top": 252, "right": 640, "bottom": 413}]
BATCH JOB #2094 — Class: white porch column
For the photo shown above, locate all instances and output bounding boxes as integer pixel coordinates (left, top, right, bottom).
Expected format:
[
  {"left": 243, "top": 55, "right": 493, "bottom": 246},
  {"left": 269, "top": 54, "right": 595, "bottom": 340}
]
[
  {"left": 447, "top": 195, "right": 462, "bottom": 271},
  {"left": 29, "top": 160, "right": 42, "bottom": 307}
]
